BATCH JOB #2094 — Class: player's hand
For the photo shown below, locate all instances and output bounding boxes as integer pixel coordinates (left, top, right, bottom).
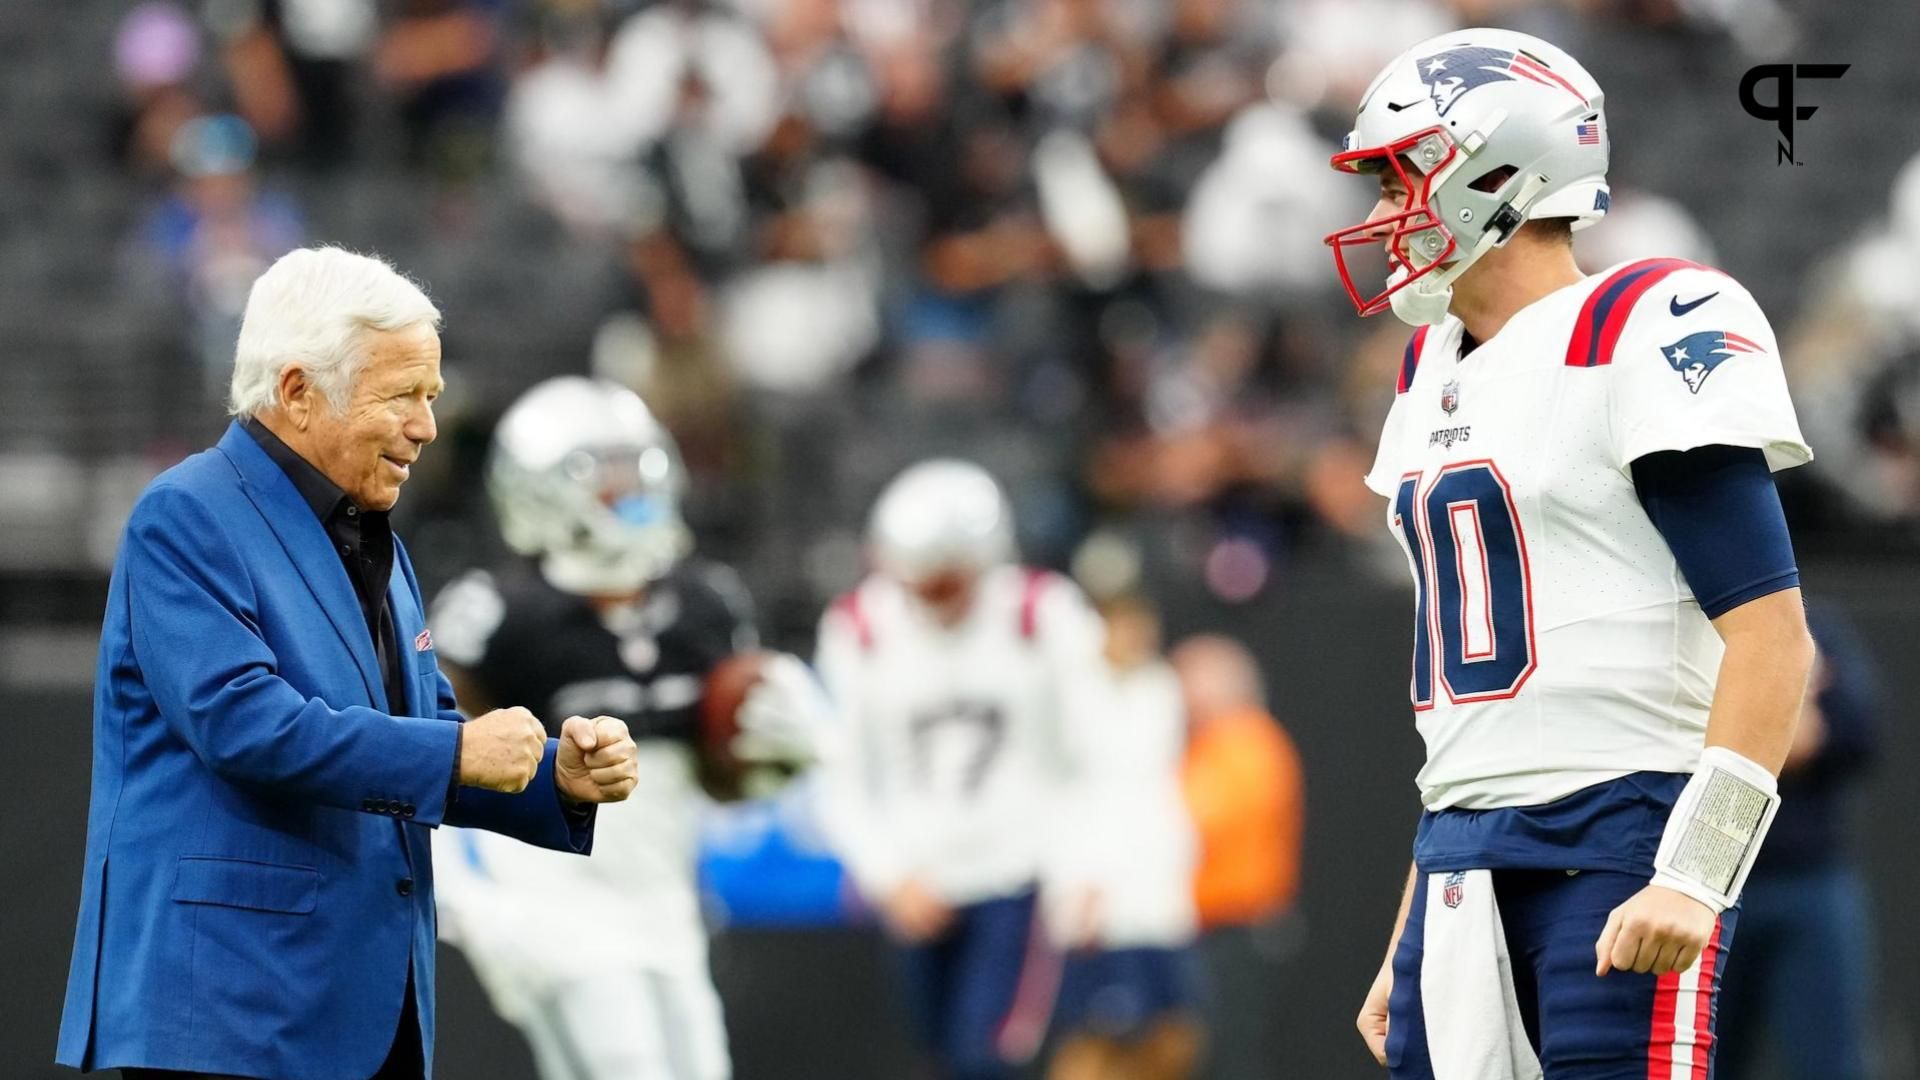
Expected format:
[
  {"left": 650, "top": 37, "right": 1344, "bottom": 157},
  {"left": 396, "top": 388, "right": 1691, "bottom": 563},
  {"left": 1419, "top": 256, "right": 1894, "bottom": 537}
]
[
  {"left": 734, "top": 654, "right": 829, "bottom": 764},
  {"left": 555, "top": 714, "right": 639, "bottom": 804},
  {"left": 1357, "top": 953, "right": 1393, "bottom": 1065},
  {"left": 880, "top": 878, "right": 953, "bottom": 944},
  {"left": 1595, "top": 884, "right": 1717, "bottom": 976},
  {"left": 458, "top": 706, "right": 547, "bottom": 792}
]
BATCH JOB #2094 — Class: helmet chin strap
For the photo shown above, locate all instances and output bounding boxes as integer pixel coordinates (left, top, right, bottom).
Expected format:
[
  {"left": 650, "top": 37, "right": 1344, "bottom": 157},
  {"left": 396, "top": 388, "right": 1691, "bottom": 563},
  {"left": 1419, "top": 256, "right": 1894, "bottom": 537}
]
[{"left": 1388, "top": 173, "right": 1551, "bottom": 329}]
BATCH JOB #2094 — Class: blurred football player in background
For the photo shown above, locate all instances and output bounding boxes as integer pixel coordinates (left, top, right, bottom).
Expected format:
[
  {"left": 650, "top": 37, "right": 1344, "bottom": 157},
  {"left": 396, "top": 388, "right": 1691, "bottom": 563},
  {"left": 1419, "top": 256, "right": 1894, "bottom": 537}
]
[
  {"left": 428, "top": 376, "right": 828, "bottom": 1080},
  {"left": 814, "top": 460, "right": 1111, "bottom": 1080},
  {"left": 1330, "top": 27, "right": 1816, "bottom": 1079},
  {"left": 1047, "top": 590, "right": 1203, "bottom": 1080}
]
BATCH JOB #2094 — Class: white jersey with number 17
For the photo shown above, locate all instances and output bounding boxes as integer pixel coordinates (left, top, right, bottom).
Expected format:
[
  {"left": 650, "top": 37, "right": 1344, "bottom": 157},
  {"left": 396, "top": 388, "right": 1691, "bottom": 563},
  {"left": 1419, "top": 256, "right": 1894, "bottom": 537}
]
[{"left": 1365, "top": 258, "right": 1811, "bottom": 812}]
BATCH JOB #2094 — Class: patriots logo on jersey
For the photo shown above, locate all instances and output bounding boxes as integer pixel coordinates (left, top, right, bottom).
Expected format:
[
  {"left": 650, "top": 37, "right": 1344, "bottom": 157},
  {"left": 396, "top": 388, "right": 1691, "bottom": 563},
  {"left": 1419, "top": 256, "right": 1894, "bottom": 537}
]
[{"left": 1661, "top": 330, "right": 1763, "bottom": 394}]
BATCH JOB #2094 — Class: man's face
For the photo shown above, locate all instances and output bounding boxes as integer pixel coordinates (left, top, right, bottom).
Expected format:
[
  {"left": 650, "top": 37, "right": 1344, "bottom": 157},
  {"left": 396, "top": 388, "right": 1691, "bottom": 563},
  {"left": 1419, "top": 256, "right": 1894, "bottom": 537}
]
[
  {"left": 907, "top": 566, "right": 979, "bottom": 624},
  {"left": 304, "top": 323, "right": 442, "bottom": 511},
  {"left": 1370, "top": 165, "right": 1414, "bottom": 244}
]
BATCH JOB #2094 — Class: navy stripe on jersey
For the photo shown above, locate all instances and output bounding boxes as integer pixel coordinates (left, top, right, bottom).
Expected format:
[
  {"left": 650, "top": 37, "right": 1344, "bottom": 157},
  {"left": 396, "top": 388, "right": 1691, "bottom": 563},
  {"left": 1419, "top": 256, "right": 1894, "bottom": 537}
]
[
  {"left": 1397, "top": 325, "right": 1431, "bottom": 394},
  {"left": 1412, "top": 772, "right": 1688, "bottom": 873}
]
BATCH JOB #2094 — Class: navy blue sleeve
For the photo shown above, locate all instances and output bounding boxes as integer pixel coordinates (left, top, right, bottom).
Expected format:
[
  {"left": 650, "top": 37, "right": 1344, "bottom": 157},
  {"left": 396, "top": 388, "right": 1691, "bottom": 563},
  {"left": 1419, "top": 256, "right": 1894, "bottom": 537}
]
[{"left": 1631, "top": 445, "right": 1799, "bottom": 619}]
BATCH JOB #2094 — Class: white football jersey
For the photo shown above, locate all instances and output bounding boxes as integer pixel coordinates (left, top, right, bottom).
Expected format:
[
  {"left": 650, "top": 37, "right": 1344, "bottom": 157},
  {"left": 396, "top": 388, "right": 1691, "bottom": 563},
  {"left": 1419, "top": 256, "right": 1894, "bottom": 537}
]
[
  {"left": 1045, "top": 660, "right": 1197, "bottom": 948},
  {"left": 814, "top": 565, "right": 1112, "bottom": 907},
  {"left": 1365, "top": 258, "right": 1812, "bottom": 811}
]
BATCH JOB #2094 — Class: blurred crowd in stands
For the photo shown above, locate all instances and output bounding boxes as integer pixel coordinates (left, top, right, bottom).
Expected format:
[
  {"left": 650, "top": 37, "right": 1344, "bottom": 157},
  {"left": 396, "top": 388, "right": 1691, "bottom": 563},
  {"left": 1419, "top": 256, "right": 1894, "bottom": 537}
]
[{"left": 87, "top": 0, "right": 1920, "bottom": 627}]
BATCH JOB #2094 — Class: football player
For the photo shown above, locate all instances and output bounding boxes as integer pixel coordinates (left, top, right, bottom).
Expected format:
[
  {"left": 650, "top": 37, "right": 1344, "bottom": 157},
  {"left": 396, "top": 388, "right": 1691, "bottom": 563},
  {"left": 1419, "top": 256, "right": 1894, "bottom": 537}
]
[
  {"left": 1046, "top": 591, "right": 1202, "bottom": 1080},
  {"left": 1325, "top": 28, "right": 1816, "bottom": 1079},
  {"left": 427, "top": 376, "right": 825, "bottom": 1080},
  {"left": 813, "top": 460, "right": 1112, "bottom": 1080}
]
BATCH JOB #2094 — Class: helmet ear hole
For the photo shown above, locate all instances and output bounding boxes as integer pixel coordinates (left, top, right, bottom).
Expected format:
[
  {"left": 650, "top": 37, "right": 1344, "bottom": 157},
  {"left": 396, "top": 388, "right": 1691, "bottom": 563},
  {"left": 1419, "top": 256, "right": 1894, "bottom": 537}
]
[{"left": 1469, "top": 165, "right": 1518, "bottom": 193}]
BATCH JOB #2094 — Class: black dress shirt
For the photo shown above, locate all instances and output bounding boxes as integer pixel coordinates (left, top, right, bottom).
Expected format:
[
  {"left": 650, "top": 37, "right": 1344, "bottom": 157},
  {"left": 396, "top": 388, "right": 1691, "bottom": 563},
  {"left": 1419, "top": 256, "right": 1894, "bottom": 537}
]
[{"left": 241, "top": 418, "right": 460, "bottom": 802}]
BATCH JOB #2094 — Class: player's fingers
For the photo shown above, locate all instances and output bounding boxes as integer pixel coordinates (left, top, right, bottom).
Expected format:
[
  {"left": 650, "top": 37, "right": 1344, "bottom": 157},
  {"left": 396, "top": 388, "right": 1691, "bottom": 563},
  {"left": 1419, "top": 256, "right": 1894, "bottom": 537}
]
[
  {"left": 1674, "top": 941, "right": 1703, "bottom": 974},
  {"left": 1648, "top": 938, "right": 1684, "bottom": 976},
  {"left": 1595, "top": 909, "right": 1624, "bottom": 976},
  {"left": 1357, "top": 1012, "right": 1388, "bottom": 1065},
  {"left": 1611, "top": 921, "right": 1646, "bottom": 976}
]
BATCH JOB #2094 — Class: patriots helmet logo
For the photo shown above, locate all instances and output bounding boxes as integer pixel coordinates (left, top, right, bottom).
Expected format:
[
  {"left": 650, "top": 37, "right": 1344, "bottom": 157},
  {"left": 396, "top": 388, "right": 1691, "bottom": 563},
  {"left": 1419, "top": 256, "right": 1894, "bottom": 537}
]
[
  {"left": 1418, "top": 47, "right": 1519, "bottom": 116},
  {"left": 1661, "top": 330, "right": 1763, "bottom": 394}
]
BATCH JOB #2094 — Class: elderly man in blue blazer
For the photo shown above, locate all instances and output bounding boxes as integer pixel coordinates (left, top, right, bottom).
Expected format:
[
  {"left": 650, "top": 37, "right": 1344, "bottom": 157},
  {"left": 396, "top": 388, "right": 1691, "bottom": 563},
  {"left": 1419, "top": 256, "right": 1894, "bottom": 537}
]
[{"left": 57, "top": 247, "right": 641, "bottom": 1080}]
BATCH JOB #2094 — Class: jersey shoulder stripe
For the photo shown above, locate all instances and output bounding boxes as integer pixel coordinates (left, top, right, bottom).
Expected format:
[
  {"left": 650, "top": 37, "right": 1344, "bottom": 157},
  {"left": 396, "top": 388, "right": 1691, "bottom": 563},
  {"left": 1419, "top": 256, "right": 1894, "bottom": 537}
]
[
  {"left": 1397, "top": 325, "right": 1433, "bottom": 394},
  {"left": 832, "top": 586, "right": 875, "bottom": 652},
  {"left": 1564, "top": 257, "right": 1715, "bottom": 369},
  {"left": 1018, "top": 568, "right": 1059, "bottom": 640}
]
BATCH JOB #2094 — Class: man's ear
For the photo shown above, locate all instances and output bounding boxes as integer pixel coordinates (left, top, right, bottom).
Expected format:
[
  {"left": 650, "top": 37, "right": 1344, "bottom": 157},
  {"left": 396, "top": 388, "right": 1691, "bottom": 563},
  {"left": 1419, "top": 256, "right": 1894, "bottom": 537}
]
[{"left": 278, "top": 365, "right": 314, "bottom": 430}]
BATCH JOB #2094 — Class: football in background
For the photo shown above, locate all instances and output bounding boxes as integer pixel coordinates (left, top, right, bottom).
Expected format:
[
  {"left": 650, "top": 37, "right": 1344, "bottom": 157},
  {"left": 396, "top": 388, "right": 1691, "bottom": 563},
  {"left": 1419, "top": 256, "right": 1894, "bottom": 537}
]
[{"left": 698, "top": 650, "right": 777, "bottom": 801}]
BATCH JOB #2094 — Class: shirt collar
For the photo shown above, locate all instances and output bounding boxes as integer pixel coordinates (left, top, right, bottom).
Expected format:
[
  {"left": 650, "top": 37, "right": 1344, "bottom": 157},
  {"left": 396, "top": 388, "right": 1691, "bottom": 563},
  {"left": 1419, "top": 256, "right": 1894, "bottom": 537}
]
[{"left": 240, "top": 416, "right": 355, "bottom": 525}]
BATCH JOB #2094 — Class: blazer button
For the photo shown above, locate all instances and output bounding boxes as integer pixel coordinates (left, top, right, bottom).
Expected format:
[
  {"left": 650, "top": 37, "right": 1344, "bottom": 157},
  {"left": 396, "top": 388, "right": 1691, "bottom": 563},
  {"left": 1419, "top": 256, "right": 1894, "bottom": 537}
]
[
  {"left": 396, "top": 877, "right": 414, "bottom": 897},
  {"left": 361, "top": 799, "right": 375, "bottom": 812},
  {"left": 401, "top": 804, "right": 416, "bottom": 818}
]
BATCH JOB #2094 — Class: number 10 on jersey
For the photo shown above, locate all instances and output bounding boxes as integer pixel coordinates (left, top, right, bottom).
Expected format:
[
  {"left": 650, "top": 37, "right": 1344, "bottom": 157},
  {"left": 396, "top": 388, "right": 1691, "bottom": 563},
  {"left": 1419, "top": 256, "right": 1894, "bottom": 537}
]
[{"left": 1392, "top": 460, "right": 1537, "bottom": 708}]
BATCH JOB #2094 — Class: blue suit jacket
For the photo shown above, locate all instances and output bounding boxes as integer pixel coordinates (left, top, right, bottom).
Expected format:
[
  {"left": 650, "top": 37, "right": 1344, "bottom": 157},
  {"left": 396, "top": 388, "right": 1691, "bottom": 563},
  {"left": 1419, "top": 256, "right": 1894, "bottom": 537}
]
[{"left": 57, "top": 423, "right": 595, "bottom": 1078}]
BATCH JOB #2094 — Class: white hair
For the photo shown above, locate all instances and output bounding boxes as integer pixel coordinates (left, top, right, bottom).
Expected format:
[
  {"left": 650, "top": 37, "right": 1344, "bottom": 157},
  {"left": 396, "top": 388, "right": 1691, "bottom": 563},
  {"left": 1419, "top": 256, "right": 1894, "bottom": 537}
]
[{"left": 227, "top": 246, "right": 441, "bottom": 418}]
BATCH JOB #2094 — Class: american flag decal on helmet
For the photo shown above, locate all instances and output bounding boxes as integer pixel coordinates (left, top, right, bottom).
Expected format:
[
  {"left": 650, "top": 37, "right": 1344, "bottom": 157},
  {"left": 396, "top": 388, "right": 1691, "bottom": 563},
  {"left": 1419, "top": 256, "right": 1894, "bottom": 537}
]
[{"left": 1576, "top": 121, "right": 1601, "bottom": 145}]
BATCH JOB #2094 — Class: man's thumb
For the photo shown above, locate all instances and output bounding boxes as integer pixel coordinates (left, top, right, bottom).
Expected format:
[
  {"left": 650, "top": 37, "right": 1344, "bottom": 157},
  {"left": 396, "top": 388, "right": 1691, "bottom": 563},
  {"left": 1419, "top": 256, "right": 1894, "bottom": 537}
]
[{"left": 565, "top": 716, "right": 596, "bottom": 752}]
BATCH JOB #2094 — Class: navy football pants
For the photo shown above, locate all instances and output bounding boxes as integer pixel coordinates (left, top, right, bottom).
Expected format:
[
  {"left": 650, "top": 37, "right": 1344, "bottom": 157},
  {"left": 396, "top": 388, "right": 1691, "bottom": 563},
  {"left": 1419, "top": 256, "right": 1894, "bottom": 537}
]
[{"left": 1388, "top": 868, "right": 1739, "bottom": 1080}]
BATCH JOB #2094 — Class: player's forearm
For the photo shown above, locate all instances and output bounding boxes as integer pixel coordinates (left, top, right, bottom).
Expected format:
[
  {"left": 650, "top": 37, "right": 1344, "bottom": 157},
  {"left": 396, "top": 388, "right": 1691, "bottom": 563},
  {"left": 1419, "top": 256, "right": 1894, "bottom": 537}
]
[
  {"left": 1383, "top": 860, "right": 1418, "bottom": 962},
  {"left": 1704, "top": 587, "right": 1816, "bottom": 775}
]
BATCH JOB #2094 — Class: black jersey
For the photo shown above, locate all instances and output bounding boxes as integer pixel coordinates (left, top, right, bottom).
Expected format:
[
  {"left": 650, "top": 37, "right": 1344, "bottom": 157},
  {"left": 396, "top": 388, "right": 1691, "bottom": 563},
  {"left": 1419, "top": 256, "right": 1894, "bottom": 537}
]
[{"left": 429, "top": 557, "right": 757, "bottom": 747}]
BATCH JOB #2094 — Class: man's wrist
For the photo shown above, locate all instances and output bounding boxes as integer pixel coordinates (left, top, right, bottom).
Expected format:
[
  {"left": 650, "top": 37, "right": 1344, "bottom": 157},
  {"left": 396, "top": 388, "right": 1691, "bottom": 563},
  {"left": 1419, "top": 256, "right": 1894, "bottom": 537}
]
[{"left": 446, "top": 724, "right": 464, "bottom": 807}]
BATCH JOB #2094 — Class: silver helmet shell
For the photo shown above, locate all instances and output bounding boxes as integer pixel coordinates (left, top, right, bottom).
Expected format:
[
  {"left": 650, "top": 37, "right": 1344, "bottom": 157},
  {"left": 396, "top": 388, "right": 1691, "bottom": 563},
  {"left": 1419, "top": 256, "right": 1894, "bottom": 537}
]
[
  {"left": 867, "top": 460, "right": 1015, "bottom": 585},
  {"left": 488, "top": 376, "right": 691, "bottom": 595},
  {"left": 1325, "top": 28, "right": 1609, "bottom": 326}
]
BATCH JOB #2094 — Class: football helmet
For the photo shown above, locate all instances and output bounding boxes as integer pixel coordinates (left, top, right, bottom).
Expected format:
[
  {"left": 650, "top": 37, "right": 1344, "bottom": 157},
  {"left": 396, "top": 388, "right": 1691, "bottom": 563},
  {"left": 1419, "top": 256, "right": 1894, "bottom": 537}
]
[
  {"left": 1325, "top": 28, "right": 1609, "bottom": 326},
  {"left": 867, "top": 459, "right": 1015, "bottom": 586},
  {"left": 488, "top": 376, "right": 691, "bottom": 595}
]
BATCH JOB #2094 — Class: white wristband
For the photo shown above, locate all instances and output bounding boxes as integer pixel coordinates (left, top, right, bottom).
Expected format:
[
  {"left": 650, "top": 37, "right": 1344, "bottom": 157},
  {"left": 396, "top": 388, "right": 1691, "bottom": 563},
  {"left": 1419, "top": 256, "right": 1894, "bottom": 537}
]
[{"left": 1650, "top": 746, "right": 1781, "bottom": 913}]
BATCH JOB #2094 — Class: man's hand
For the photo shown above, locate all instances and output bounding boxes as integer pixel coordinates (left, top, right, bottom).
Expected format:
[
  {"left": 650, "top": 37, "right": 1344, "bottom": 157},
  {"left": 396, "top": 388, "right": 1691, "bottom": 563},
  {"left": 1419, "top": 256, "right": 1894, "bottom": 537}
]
[
  {"left": 1358, "top": 953, "right": 1393, "bottom": 1065},
  {"left": 458, "top": 707, "right": 547, "bottom": 792},
  {"left": 1595, "top": 884, "right": 1718, "bottom": 976},
  {"left": 555, "top": 715, "right": 639, "bottom": 804},
  {"left": 880, "top": 878, "right": 953, "bottom": 944}
]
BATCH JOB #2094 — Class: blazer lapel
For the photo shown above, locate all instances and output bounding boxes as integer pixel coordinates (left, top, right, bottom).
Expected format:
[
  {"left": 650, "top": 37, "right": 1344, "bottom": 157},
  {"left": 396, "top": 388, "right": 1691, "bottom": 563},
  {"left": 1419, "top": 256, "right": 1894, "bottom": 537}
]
[
  {"left": 217, "top": 422, "right": 384, "bottom": 706},
  {"left": 387, "top": 569, "right": 427, "bottom": 717}
]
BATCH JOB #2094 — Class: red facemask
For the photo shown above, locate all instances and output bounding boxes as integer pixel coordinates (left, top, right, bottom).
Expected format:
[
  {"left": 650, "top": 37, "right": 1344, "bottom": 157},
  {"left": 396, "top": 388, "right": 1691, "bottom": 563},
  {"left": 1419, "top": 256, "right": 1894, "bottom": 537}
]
[{"left": 1324, "top": 126, "right": 1461, "bottom": 317}]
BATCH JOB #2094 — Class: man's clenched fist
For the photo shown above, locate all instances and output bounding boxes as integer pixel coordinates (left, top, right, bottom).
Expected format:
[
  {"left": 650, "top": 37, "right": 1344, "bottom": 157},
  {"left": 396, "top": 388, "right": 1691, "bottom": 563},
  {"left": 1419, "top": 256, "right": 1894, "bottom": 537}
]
[
  {"left": 459, "top": 706, "right": 547, "bottom": 792},
  {"left": 1595, "top": 883, "right": 1718, "bottom": 977},
  {"left": 555, "top": 714, "right": 639, "bottom": 804}
]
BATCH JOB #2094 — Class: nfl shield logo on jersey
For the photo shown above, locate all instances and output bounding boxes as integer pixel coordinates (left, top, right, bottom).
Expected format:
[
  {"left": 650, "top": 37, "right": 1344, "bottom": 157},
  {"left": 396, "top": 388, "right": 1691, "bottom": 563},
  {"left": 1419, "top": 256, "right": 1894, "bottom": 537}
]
[
  {"left": 1440, "top": 380, "right": 1461, "bottom": 416},
  {"left": 1443, "top": 871, "right": 1466, "bottom": 909}
]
